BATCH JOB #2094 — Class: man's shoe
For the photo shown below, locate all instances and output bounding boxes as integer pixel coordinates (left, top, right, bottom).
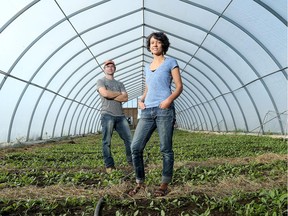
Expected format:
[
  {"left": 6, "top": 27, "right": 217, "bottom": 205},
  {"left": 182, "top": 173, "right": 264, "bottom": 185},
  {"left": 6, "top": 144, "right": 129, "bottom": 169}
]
[{"left": 106, "top": 166, "right": 116, "bottom": 174}]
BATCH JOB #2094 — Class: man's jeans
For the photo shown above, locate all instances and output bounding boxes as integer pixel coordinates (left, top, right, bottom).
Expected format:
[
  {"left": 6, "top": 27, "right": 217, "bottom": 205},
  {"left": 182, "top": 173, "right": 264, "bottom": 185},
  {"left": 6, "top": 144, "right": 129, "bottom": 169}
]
[
  {"left": 131, "top": 106, "right": 175, "bottom": 184},
  {"left": 101, "top": 114, "right": 132, "bottom": 168}
]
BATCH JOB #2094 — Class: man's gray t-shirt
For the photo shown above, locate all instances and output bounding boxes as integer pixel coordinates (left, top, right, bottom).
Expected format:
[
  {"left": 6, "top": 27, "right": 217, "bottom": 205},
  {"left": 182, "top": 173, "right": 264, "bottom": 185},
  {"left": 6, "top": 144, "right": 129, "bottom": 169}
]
[{"left": 96, "top": 77, "right": 126, "bottom": 116}]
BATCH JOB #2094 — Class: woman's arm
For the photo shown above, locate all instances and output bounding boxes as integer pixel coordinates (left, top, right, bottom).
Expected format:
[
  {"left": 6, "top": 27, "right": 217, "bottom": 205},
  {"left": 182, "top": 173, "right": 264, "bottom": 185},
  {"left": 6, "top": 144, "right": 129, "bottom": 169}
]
[
  {"left": 138, "top": 85, "right": 148, "bottom": 110},
  {"left": 159, "top": 67, "right": 183, "bottom": 109}
]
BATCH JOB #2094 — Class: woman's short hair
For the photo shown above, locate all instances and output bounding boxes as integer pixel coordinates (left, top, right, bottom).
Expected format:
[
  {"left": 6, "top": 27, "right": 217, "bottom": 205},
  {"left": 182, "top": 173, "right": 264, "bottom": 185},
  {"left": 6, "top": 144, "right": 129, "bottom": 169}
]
[{"left": 146, "top": 32, "right": 170, "bottom": 54}]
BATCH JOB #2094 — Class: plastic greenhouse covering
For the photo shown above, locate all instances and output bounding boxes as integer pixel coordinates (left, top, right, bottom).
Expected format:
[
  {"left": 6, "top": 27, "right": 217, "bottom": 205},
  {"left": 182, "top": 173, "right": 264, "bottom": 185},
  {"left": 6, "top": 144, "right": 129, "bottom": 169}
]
[{"left": 0, "top": 0, "right": 287, "bottom": 146}]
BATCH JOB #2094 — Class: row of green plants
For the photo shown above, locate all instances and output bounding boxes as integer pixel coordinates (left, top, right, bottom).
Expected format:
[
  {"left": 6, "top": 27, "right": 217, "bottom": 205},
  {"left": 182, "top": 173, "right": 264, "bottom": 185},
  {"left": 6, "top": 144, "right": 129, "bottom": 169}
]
[
  {"left": 108, "top": 188, "right": 287, "bottom": 216},
  {"left": 1, "top": 188, "right": 287, "bottom": 215},
  {"left": 1, "top": 159, "right": 286, "bottom": 188},
  {"left": 2, "top": 133, "right": 285, "bottom": 169},
  {"left": 0, "top": 130, "right": 287, "bottom": 215}
]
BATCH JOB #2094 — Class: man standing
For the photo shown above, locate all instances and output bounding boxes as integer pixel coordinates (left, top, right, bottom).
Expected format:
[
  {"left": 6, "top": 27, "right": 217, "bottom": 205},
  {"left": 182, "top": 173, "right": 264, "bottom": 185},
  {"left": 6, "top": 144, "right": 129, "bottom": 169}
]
[{"left": 96, "top": 60, "right": 132, "bottom": 173}]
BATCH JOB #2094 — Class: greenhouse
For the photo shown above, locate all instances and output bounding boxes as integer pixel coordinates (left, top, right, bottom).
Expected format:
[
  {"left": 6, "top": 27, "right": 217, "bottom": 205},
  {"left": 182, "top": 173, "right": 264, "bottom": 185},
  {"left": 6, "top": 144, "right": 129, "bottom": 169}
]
[
  {"left": 0, "top": 0, "right": 287, "bottom": 145},
  {"left": 0, "top": 0, "right": 287, "bottom": 215}
]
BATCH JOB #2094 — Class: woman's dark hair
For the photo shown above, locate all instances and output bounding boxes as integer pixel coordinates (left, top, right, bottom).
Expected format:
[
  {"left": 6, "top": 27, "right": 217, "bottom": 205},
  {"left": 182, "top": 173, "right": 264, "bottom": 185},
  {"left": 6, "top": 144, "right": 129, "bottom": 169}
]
[{"left": 146, "top": 32, "right": 170, "bottom": 55}]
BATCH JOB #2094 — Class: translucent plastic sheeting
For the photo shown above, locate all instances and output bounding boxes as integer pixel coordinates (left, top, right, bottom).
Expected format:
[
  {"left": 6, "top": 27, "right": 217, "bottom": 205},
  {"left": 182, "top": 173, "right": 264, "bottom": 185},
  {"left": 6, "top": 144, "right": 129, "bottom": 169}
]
[{"left": 0, "top": 0, "right": 287, "bottom": 145}]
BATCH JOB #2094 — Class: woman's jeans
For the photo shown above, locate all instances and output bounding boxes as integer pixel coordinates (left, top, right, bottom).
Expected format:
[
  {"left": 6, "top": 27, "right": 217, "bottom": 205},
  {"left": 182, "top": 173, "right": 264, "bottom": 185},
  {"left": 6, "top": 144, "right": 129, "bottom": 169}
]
[
  {"left": 101, "top": 114, "right": 132, "bottom": 168},
  {"left": 131, "top": 106, "right": 175, "bottom": 184}
]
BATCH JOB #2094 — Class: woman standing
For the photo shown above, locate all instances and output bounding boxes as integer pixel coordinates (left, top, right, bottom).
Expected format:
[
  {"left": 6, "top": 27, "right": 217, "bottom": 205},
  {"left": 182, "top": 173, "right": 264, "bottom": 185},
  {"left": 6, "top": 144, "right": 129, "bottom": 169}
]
[{"left": 129, "top": 32, "right": 183, "bottom": 196}]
